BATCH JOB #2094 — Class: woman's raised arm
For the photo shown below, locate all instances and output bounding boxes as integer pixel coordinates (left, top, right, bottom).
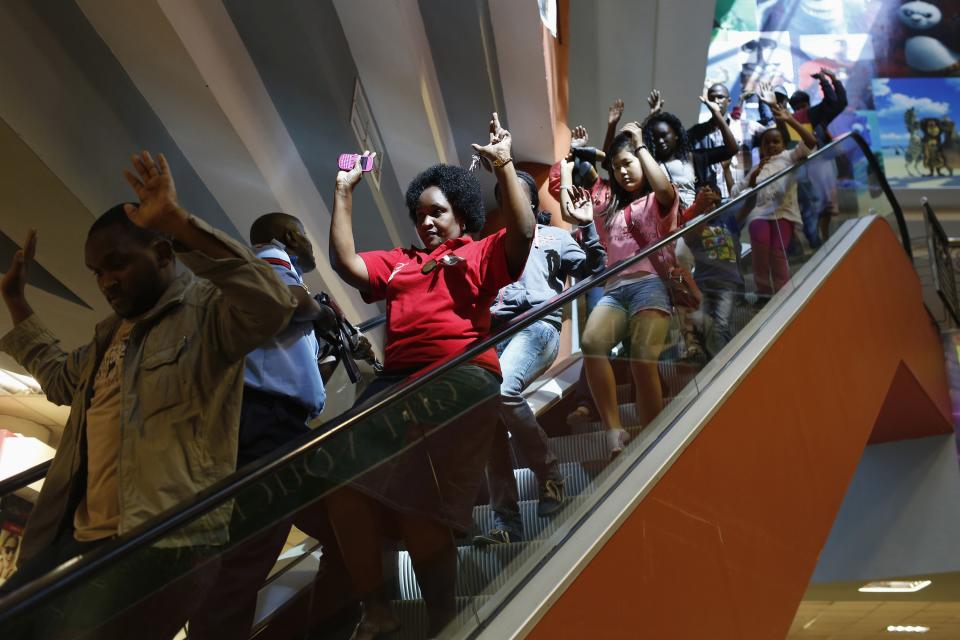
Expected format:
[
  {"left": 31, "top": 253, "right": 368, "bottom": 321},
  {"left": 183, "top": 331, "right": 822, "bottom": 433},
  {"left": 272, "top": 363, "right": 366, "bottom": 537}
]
[
  {"left": 330, "top": 152, "right": 375, "bottom": 291},
  {"left": 472, "top": 113, "right": 534, "bottom": 278}
]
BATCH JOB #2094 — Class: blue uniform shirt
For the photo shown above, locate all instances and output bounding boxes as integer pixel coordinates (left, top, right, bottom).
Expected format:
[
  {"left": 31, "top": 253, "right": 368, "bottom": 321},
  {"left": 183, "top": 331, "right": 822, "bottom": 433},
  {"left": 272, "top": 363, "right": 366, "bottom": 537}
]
[{"left": 243, "top": 242, "right": 326, "bottom": 417}]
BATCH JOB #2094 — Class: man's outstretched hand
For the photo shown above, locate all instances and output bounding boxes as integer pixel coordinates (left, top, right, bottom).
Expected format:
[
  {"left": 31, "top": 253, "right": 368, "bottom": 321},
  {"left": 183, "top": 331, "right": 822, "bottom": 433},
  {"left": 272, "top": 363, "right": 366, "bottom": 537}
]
[
  {"left": 123, "top": 151, "right": 185, "bottom": 235},
  {"left": 1, "top": 229, "right": 37, "bottom": 325},
  {"left": 1, "top": 229, "right": 37, "bottom": 303}
]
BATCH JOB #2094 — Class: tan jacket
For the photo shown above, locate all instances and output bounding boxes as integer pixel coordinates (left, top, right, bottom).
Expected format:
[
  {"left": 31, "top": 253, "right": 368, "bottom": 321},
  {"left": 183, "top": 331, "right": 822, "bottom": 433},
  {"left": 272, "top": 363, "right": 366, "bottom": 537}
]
[{"left": 0, "top": 216, "right": 297, "bottom": 563}]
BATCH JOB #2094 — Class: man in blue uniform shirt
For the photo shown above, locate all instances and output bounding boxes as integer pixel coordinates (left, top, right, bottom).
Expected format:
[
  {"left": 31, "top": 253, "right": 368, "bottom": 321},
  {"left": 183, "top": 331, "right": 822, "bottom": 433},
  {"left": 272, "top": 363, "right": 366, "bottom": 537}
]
[
  {"left": 238, "top": 213, "right": 335, "bottom": 465},
  {"left": 191, "top": 212, "right": 341, "bottom": 640}
]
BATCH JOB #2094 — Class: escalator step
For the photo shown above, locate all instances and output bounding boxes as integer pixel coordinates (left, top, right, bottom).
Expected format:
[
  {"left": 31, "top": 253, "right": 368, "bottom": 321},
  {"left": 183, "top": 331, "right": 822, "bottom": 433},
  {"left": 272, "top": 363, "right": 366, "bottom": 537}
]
[
  {"left": 393, "top": 542, "right": 541, "bottom": 600},
  {"left": 563, "top": 384, "right": 633, "bottom": 429},
  {"left": 507, "top": 462, "right": 592, "bottom": 503},
  {"left": 472, "top": 499, "right": 561, "bottom": 548},
  {"left": 570, "top": 403, "right": 642, "bottom": 434},
  {"left": 391, "top": 596, "right": 488, "bottom": 639},
  {"left": 547, "top": 431, "right": 609, "bottom": 463}
]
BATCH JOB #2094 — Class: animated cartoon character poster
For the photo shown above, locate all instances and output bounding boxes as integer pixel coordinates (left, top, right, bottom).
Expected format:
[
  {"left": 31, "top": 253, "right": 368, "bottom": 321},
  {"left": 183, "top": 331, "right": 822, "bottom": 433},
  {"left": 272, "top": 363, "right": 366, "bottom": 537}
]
[
  {"left": 873, "top": 1, "right": 960, "bottom": 77},
  {"left": 706, "top": 0, "right": 960, "bottom": 189},
  {"left": 874, "top": 78, "right": 960, "bottom": 187}
]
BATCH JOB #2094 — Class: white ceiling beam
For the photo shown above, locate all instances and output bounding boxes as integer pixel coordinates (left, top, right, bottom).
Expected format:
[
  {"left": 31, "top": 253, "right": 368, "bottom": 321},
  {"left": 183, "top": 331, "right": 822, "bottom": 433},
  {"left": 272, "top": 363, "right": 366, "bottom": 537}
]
[
  {"left": 568, "top": 0, "right": 714, "bottom": 142},
  {"left": 488, "top": 0, "right": 559, "bottom": 163},
  {"left": 76, "top": 0, "right": 282, "bottom": 239},
  {"left": 146, "top": 0, "right": 370, "bottom": 321},
  {"left": 651, "top": 0, "right": 715, "bottom": 127},
  {"left": 333, "top": 0, "right": 459, "bottom": 189}
]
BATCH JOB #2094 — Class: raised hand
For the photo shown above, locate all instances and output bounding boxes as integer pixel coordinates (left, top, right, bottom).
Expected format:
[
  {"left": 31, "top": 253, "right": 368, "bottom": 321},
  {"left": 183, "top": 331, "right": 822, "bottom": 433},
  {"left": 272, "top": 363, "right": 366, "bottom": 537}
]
[
  {"left": 570, "top": 125, "right": 589, "bottom": 149},
  {"left": 700, "top": 94, "right": 723, "bottom": 121},
  {"left": 471, "top": 112, "right": 512, "bottom": 169},
  {"left": 770, "top": 102, "right": 792, "bottom": 121},
  {"left": 1, "top": 229, "right": 37, "bottom": 302},
  {"left": 336, "top": 151, "right": 374, "bottom": 193},
  {"left": 689, "top": 187, "right": 721, "bottom": 217},
  {"left": 647, "top": 90, "right": 664, "bottom": 115},
  {"left": 563, "top": 186, "right": 595, "bottom": 225},
  {"left": 619, "top": 120, "right": 643, "bottom": 144},
  {"left": 818, "top": 66, "right": 837, "bottom": 80},
  {"left": 748, "top": 159, "right": 768, "bottom": 187},
  {"left": 608, "top": 99, "right": 625, "bottom": 126},
  {"left": 122, "top": 151, "right": 181, "bottom": 232},
  {"left": 756, "top": 81, "right": 778, "bottom": 107}
]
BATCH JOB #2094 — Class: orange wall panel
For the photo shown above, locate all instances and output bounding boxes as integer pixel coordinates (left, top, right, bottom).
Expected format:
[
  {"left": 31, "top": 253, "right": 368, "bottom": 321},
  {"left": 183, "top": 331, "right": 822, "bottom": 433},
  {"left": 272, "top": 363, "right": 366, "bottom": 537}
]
[{"left": 527, "top": 219, "right": 952, "bottom": 639}]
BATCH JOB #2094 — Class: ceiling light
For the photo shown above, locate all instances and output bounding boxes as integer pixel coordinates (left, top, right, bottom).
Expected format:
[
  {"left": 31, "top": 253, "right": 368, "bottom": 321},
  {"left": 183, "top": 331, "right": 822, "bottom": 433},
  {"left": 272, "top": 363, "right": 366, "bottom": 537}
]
[
  {"left": 858, "top": 580, "right": 932, "bottom": 593},
  {"left": 886, "top": 626, "right": 929, "bottom": 633}
]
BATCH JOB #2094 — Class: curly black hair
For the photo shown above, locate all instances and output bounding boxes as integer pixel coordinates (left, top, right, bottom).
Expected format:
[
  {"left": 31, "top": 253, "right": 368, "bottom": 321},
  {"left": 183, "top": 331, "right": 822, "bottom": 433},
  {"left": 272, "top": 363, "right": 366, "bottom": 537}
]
[
  {"left": 405, "top": 164, "right": 486, "bottom": 233},
  {"left": 642, "top": 111, "right": 692, "bottom": 162}
]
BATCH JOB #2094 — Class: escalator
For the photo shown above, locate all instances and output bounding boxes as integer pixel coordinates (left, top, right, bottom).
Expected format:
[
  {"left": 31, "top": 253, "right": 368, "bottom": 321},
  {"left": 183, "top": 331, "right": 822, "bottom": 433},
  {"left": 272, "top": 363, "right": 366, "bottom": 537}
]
[{"left": 0, "top": 133, "right": 949, "bottom": 639}]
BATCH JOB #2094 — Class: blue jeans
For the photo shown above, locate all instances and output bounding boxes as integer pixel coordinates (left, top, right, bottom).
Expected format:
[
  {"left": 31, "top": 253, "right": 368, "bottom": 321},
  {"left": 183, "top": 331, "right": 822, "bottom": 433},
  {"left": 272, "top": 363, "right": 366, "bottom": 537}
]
[
  {"left": 596, "top": 275, "right": 672, "bottom": 316},
  {"left": 487, "top": 320, "right": 562, "bottom": 535},
  {"left": 699, "top": 286, "right": 737, "bottom": 357}
]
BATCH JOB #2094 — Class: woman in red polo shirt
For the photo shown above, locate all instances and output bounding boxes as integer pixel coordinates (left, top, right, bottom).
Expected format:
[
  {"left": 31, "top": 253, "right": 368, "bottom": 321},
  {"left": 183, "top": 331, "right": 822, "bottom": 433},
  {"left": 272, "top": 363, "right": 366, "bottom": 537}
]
[{"left": 326, "top": 113, "right": 533, "bottom": 638}]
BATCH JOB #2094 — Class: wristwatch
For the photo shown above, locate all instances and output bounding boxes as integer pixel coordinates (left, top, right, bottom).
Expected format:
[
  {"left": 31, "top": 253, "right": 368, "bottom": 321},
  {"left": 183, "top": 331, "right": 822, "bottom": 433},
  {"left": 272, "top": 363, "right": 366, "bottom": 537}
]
[{"left": 492, "top": 156, "right": 513, "bottom": 169}]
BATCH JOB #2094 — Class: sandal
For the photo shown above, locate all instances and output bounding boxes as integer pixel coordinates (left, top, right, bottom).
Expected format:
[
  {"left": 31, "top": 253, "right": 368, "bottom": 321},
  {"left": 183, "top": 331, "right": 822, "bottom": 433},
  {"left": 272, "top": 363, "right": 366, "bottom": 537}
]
[
  {"left": 605, "top": 428, "right": 630, "bottom": 459},
  {"left": 566, "top": 404, "right": 596, "bottom": 426}
]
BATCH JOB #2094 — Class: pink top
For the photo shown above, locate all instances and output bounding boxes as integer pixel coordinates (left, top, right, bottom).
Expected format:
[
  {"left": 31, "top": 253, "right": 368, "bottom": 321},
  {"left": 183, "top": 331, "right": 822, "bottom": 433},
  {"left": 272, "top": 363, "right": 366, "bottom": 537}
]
[
  {"left": 594, "top": 191, "right": 678, "bottom": 290},
  {"left": 548, "top": 163, "right": 678, "bottom": 291}
]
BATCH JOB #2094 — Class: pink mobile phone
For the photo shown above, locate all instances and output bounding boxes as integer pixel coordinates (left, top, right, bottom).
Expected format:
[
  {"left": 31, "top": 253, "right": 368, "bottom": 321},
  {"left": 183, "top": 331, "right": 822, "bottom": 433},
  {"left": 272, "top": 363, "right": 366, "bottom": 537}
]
[{"left": 338, "top": 154, "right": 375, "bottom": 172}]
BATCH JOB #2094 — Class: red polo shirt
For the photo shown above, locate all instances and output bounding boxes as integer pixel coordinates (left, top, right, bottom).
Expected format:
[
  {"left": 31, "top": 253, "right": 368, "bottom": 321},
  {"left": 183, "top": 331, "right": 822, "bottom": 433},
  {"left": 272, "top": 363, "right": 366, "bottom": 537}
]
[{"left": 359, "top": 228, "right": 516, "bottom": 377}]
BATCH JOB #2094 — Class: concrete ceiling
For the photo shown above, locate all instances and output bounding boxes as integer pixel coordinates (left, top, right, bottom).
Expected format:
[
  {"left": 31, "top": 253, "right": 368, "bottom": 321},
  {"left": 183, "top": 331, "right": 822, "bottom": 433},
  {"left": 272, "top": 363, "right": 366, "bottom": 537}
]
[{"left": 0, "top": 0, "right": 565, "bottom": 371}]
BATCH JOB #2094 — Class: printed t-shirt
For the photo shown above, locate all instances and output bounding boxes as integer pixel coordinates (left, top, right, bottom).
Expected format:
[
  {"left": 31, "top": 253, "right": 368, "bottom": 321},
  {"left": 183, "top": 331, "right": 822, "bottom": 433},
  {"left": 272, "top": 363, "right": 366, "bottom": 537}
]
[
  {"left": 686, "top": 211, "right": 744, "bottom": 287},
  {"left": 591, "top": 187, "right": 678, "bottom": 292},
  {"left": 359, "top": 228, "right": 518, "bottom": 377},
  {"left": 74, "top": 320, "right": 133, "bottom": 542}
]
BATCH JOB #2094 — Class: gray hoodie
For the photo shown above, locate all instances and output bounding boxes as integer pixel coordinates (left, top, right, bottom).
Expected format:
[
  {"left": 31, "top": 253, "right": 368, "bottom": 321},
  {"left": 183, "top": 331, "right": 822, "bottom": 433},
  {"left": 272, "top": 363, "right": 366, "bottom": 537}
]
[{"left": 491, "top": 222, "right": 606, "bottom": 327}]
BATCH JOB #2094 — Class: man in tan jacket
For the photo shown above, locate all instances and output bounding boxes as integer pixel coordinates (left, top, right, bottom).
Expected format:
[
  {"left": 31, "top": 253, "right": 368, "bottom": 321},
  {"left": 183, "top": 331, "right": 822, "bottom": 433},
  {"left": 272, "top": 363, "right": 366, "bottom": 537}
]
[{"left": 0, "top": 151, "right": 296, "bottom": 639}]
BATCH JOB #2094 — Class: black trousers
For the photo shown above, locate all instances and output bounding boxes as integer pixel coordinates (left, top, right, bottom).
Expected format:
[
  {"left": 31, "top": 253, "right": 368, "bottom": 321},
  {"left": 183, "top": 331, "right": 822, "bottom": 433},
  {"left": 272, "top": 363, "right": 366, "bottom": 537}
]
[
  {"left": 1, "top": 533, "right": 217, "bottom": 640},
  {"left": 190, "top": 388, "right": 355, "bottom": 640}
]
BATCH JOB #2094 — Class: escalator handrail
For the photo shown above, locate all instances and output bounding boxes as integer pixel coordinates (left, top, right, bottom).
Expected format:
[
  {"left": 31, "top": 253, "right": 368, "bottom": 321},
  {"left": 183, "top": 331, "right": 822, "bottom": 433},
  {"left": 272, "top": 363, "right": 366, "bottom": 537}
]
[
  {"left": 921, "top": 199, "right": 960, "bottom": 325},
  {"left": 0, "top": 314, "right": 388, "bottom": 498},
  {"left": 356, "top": 313, "right": 386, "bottom": 333},
  {"left": 0, "top": 131, "right": 908, "bottom": 620},
  {"left": 0, "top": 461, "right": 51, "bottom": 498},
  {"left": 847, "top": 133, "right": 913, "bottom": 261}
]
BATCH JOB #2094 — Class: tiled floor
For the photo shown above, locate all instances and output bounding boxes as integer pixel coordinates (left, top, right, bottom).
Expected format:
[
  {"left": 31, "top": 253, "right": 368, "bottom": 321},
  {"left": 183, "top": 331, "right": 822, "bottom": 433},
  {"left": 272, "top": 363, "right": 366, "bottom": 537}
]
[{"left": 788, "top": 600, "right": 960, "bottom": 639}]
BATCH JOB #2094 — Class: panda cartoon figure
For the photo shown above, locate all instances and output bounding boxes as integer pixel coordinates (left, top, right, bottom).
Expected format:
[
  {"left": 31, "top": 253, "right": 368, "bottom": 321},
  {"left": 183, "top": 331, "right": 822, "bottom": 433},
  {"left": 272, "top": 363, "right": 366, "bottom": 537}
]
[{"left": 899, "top": 1, "right": 960, "bottom": 73}]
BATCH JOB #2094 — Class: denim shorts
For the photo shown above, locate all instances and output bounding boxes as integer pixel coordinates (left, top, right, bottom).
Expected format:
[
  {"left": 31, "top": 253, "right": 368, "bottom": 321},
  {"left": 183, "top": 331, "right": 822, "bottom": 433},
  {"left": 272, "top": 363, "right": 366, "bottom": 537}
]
[{"left": 597, "top": 275, "right": 671, "bottom": 317}]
